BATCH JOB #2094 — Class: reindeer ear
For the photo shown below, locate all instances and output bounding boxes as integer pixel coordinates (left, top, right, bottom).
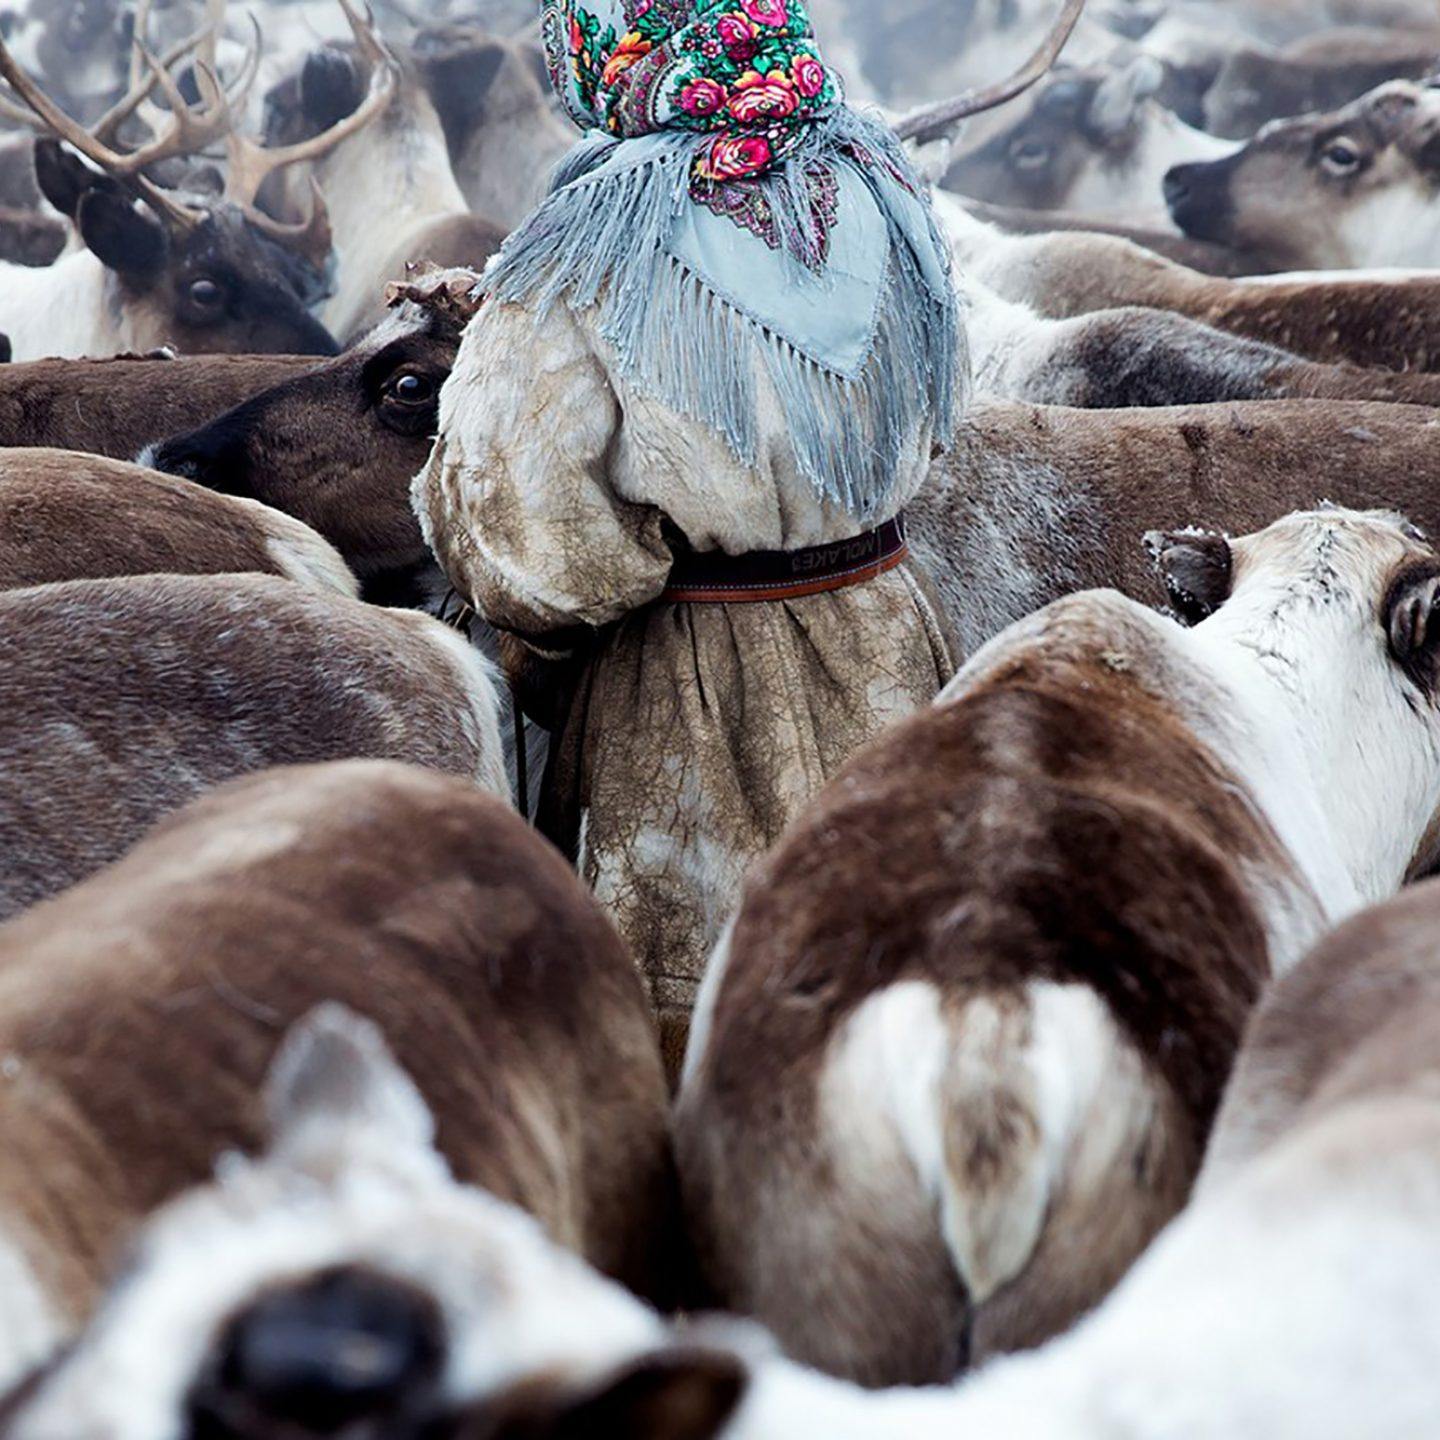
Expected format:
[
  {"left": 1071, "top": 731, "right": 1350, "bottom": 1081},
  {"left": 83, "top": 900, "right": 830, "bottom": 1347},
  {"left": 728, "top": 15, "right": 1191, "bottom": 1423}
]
[
  {"left": 34, "top": 138, "right": 102, "bottom": 222},
  {"left": 264, "top": 1003, "right": 437, "bottom": 1163},
  {"left": 76, "top": 189, "right": 166, "bottom": 283},
  {"left": 1090, "top": 55, "right": 1164, "bottom": 139},
  {"left": 1144, "top": 529, "right": 1233, "bottom": 625},
  {"left": 1386, "top": 566, "right": 1440, "bottom": 690},
  {"left": 537, "top": 1352, "right": 745, "bottom": 1440},
  {"left": 301, "top": 47, "right": 367, "bottom": 131},
  {"left": 1036, "top": 73, "right": 1092, "bottom": 120}
]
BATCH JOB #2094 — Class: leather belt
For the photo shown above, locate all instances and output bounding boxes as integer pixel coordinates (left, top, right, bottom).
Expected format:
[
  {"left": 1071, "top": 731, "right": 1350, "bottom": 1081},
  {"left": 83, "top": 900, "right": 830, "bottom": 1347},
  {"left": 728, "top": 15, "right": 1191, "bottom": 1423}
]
[{"left": 660, "top": 515, "right": 909, "bottom": 604}]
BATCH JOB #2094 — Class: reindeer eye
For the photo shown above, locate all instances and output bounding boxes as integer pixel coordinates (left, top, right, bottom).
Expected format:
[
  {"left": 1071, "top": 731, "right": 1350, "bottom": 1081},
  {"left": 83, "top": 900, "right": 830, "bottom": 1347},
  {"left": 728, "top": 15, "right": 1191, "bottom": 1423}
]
[
  {"left": 386, "top": 372, "right": 436, "bottom": 406},
  {"left": 188, "top": 277, "right": 225, "bottom": 310},
  {"left": 1010, "top": 137, "right": 1051, "bottom": 170},
  {"left": 1320, "top": 139, "right": 1362, "bottom": 176}
]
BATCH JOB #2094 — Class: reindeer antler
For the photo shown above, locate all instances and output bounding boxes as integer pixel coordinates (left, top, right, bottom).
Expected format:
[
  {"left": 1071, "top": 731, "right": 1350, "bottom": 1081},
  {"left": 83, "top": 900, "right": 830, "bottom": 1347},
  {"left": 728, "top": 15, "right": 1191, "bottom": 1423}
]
[
  {"left": 0, "top": 28, "right": 221, "bottom": 231},
  {"left": 894, "top": 0, "right": 1088, "bottom": 144},
  {"left": 221, "top": 0, "right": 396, "bottom": 257},
  {"left": 222, "top": 0, "right": 397, "bottom": 209}
]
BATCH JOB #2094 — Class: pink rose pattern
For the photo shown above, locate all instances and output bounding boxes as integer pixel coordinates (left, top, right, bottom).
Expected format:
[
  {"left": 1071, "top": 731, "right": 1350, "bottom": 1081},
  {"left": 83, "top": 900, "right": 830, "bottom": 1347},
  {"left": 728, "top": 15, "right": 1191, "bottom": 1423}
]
[{"left": 543, "top": 0, "right": 840, "bottom": 186}]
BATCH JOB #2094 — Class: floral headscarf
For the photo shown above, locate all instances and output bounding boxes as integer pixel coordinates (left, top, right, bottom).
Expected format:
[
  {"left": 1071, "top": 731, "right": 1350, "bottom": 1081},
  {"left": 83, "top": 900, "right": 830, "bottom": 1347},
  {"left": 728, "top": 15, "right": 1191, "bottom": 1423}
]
[
  {"left": 543, "top": 0, "right": 842, "bottom": 182},
  {"left": 486, "top": 0, "right": 966, "bottom": 520}
]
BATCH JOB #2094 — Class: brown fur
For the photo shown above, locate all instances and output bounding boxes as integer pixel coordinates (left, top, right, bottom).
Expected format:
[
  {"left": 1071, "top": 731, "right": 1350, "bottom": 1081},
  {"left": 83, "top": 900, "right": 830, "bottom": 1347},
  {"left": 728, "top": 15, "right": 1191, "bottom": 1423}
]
[
  {"left": 1207, "top": 874, "right": 1440, "bottom": 1187},
  {"left": 0, "top": 352, "right": 318, "bottom": 458},
  {"left": 1204, "top": 28, "right": 1440, "bottom": 139},
  {"left": 0, "top": 572, "right": 503, "bottom": 920},
  {"left": 676, "top": 598, "right": 1288, "bottom": 1384},
  {"left": 0, "top": 759, "right": 673, "bottom": 1332},
  {"left": 982, "top": 227, "right": 1440, "bottom": 371},
  {"left": 148, "top": 297, "right": 464, "bottom": 600},
  {"left": 911, "top": 398, "right": 1440, "bottom": 660},
  {"left": 0, "top": 449, "right": 353, "bottom": 592}
]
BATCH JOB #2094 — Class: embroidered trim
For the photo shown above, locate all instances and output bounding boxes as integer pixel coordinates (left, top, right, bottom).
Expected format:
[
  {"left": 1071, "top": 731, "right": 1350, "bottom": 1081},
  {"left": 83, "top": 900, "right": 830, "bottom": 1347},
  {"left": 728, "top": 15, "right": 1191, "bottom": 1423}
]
[{"left": 689, "top": 162, "right": 839, "bottom": 261}]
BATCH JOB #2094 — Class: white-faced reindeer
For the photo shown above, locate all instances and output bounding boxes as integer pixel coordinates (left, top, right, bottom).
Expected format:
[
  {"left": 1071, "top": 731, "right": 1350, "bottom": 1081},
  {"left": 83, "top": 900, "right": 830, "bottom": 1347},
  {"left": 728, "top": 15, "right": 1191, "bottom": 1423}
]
[
  {"left": 0, "top": 9, "right": 370, "bottom": 359},
  {"left": 675, "top": 507, "right": 1440, "bottom": 1385},
  {"left": 0, "top": 760, "right": 672, "bottom": 1398}
]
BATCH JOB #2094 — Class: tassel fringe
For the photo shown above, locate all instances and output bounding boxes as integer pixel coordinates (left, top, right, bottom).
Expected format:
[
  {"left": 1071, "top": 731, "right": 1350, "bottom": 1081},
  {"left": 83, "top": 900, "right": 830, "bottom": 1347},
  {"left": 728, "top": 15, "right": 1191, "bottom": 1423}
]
[{"left": 481, "top": 110, "right": 968, "bottom": 521}]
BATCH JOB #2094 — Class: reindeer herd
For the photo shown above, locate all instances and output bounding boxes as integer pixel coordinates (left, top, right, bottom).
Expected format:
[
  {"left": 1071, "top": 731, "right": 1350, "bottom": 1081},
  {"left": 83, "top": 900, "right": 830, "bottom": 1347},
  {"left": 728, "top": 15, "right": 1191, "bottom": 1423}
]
[{"left": 0, "top": 0, "right": 1437, "bottom": 1434}]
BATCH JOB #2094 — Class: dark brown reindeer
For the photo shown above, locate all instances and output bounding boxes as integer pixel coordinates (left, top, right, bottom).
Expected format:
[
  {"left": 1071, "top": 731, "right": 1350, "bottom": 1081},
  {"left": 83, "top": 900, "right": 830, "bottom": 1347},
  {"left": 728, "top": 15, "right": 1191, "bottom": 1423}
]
[{"left": 149, "top": 266, "right": 468, "bottom": 605}]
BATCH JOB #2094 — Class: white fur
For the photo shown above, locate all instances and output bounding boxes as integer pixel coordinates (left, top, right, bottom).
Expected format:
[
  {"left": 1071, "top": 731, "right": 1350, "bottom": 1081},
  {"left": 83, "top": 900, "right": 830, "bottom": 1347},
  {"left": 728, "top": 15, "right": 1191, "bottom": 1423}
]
[
  {"left": 1329, "top": 181, "right": 1440, "bottom": 271},
  {"left": 0, "top": 252, "right": 122, "bottom": 362},
  {"left": 1183, "top": 512, "right": 1440, "bottom": 932},
  {"left": 20, "top": 991, "right": 1440, "bottom": 1440},
  {"left": 6, "top": 1008, "right": 665, "bottom": 1440},
  {"left": 308, "top": 85, "right": 471, "bottom": 342},
  {"left": 1062, "top": 99, "right": 1235, "bottom": 227},
  {"left": 258, "top": 518, "right": 361, "bottom": 599},
  {"left": 0, "top": 1224, "right": 63, "bottom": 1395},
  {"left": 681, "top": 917, "right": 736, "bottom": 1091},
  {"left": 821, "top": 980, "right": 1161, "bottom": 1310}
]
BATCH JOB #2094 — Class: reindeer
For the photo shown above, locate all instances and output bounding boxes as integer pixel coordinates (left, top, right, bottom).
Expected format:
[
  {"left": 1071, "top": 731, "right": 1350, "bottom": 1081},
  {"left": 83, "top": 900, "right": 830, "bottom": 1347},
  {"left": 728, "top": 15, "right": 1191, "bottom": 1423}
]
[
  {"left": 123, "top": 253, "right": 1440, "bottom": 655},
  {"left": 932, "top": 190, "right": 1440, "bottom": 371},
  {"left": 0, "top": 448, "right": 356, "bottom": 594},
  {"left": 1167, "top": 80, "right": 1440, "bottom": 271},
  {"left": 0, "top": 760, "right": 672, "bottom": 1395},
  {"left": 261, "top": 13, "right": 504, "bottom": 343},
  {"left": 0, "top": 350, "right": 318, "bottom": 455},
  {"left": 675, "top": 507, "right": 1440, "bottom": 1386},
  {"left": 413, "top": 23, "right": 583, "bottom": 228},
  {"left": 0, "top": 12, "right": 349, "bottom": 359},
  {"left": 1201, "top": 26, "right": 1440, "bottom": 139},
  {"left": 943, "top": 57, "right": 1235, "bottom": 224},
  {"left": 148, "top": 267, "right": 470, "bottom": 602},
  {"left": 17, "top": 822, "right": 1440, "bottom": 1439},
  {"left": 0, "top": 571, "right": 505, "bottom": 919},
  {"left": 962, "top": 266, "right": 1440, "bottom": 408}
]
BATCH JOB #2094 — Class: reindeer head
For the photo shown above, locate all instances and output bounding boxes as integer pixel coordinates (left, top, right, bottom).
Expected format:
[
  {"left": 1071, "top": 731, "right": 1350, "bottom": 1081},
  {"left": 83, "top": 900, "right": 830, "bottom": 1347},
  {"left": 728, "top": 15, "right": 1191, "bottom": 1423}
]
[
  {"left": 1164, "top": 80, "right": 1440, "bottom": 269},
  {"left": 0, "top": 1007, "right": 748, "bottom": 1440},
  {"left": 149, "top": 263, "right": 478, "bottom": 600},
  {"left": 0, "top": 0, "right": 394, "bottom": 356},
  {"left": 1148, "top": 508, "right": 1440, "bottom": 896},
  {"left": 940, "top": 54, "right": 1234, "bottom": 216}
]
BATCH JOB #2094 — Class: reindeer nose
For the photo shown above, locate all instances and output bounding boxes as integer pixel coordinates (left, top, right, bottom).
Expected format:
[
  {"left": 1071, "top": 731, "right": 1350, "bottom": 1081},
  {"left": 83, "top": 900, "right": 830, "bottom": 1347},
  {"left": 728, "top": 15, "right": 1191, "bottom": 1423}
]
[
  {"left": 148, "top": 425, "right": 245, "bottom": 496},
  {"left": 193, "top": 1267, "right": 445, "bottom": 1436},
  {"left": 1162, "top": 166, "right": 1193, "bottom": 210}
]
